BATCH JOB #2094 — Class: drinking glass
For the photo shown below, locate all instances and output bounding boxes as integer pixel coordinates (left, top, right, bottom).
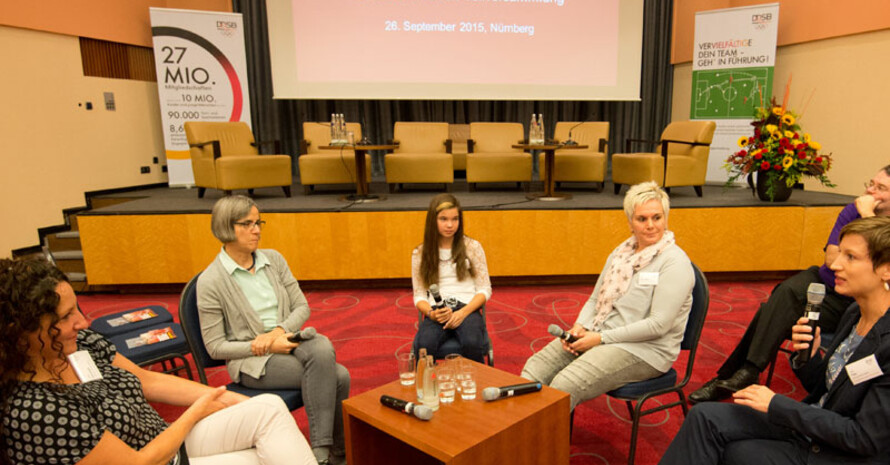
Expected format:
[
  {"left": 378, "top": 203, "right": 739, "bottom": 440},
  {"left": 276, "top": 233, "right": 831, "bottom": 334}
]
[
  {"left": 437, "top": 367, "right": 456, "bottom": 404},
  {"left": 396, "top": 352, "right": 415, "bottom": 386},
  {"left": 459, "top": 365, "right": 477, "bottom": 400}
]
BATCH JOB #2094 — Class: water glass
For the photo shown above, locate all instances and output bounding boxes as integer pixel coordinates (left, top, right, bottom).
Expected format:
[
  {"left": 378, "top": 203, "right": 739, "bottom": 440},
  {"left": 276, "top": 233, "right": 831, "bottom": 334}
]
[
  {"left": 445, "top": 354, "right": 462, "bottom": 390},
  {"left": 459, "top": 365, "right": 477, "bottom": 400},
  {"left": 396, "top": 352, "right": 415, "bottom": 386},
  {"left": 437, "top": 367, "right": 456, "bottom": 404}
]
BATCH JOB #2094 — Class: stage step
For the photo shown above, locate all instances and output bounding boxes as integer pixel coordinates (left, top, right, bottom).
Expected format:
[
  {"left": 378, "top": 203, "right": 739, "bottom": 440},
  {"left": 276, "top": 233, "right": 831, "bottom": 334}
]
[{"left": 43, "top": 217, "right": 89, "bottom": 291}]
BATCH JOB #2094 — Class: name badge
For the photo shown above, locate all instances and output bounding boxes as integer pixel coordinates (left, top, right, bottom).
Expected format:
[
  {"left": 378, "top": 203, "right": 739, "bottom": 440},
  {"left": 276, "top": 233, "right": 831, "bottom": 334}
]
[
  {"left": 845, "top": 354, "right": 884, "bottom": 385},
  {"left": 68, "top": 350, "right": 103, "bottom": 383},
  {"left": 638, "top": 272, "right": 659, "bottom": 286}
]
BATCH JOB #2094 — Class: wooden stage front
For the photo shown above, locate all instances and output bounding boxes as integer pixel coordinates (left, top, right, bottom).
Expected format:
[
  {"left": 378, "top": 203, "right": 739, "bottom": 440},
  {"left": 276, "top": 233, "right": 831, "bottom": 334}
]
[{"left": 77, "top": 182, "right": 852, "bottom": 285}]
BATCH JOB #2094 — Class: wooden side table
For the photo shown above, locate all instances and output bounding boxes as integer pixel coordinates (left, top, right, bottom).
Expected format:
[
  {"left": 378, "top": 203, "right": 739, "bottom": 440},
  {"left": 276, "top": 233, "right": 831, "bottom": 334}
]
[
  {"left": 513, "top": 143, "right": 588, "bottom": 201},
  {"left": 320, "top": 143, "right": 398, "bottom": 202}
]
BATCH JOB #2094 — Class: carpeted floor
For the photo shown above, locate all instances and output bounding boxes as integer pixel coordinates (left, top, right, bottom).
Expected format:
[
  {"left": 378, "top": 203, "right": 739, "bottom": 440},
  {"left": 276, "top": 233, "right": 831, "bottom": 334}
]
[{"left": 77, "top": 280, "right": 805, "bottom": 465}]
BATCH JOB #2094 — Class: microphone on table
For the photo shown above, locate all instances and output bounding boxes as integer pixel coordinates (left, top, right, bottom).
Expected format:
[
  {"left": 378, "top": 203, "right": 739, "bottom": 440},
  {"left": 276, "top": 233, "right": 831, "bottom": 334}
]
[
  {"left": 288, "top": 326, "right": 317, "bottom": 343},
  {"left": 563, "top": 116, "right": 595, "bottom": 146},
  {"left": 380, "top": 395, "right": 433, "bottom": 420},
  {"left": 797, "top": 283, "right": 825, "bottom": 363},
  {"left": 429, "top": 284, "right": 446, "bottom": 310},
  {"left": 547, "top": 324, "right": 579, "bottom": 343},
  {"left": 482, "top": 382, "right": 543, "bottom": 401}
]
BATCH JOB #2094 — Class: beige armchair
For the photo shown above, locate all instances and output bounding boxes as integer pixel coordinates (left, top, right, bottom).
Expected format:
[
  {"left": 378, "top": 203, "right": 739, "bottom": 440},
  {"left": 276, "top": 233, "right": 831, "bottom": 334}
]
[
  {"left": 385, "top": 122, "right": 453, "bottom": 192},
  {"left": 466, "top": 123, "right": 532, "bottom": 191},
  {"left": 298, "top": 122, "right": 371, "bottom": 194},
  {"left": 539, "top": 122, "right": 609, "bottom": 192},
  {"left": 184, "top": 122, "right": 292, "bottom": 198},
  {"left": 611, "top": 120, "right": 716, "bottom": 196}
]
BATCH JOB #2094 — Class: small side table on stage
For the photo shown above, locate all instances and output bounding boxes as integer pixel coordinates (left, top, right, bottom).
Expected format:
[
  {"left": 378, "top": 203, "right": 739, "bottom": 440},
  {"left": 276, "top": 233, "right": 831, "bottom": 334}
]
[
  {"left": 513, "top": 143, "right": 587, "bottom": 201},
  {"left": 342, "top": 360, "right": 570, "bottom": 465},
  {"left": 320, "top": 143, "right": 398, "bottom": 202}
]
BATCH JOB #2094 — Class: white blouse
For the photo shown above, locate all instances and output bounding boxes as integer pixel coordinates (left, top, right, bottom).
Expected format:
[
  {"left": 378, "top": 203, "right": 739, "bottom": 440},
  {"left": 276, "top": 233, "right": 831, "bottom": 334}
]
[{"left": 411, "top": 236, "right": 492, "bottom": 307}]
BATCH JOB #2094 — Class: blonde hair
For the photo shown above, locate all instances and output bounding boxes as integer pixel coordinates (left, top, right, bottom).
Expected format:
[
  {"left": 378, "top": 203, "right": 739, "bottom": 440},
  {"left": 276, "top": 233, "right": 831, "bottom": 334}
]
[{"left": 623, "top": 181, "right": 670, "bottom": 221}]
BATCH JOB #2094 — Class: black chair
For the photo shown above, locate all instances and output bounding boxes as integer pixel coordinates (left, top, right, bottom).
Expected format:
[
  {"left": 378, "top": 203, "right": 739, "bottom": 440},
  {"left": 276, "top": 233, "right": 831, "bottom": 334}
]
[
  {"left": 179, "top": 273, "right": 303, "bottom": 410},
  {"left": 412, "top": 307, "right": 495, "bottom": 366},
  {"left": 602, "top": 262, "right": 709, "bottom": 465},
  {"left": 765, "top": 331, "right": 836, "bottom": 387}
]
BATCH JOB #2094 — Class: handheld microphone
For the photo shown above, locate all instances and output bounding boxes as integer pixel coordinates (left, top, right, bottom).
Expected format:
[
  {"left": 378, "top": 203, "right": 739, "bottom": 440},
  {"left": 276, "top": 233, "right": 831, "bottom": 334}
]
[
  {"left": 429, "top": 284, "right": 446, "bottom": 310},
  {"left": 547, "top": 324, "right": 579, "bottom": 343},
  {"left": 482, "top": 382, "right": 543, "bottom": 401},
  {"left": 287, "top": 326, "right": 317, "bottom": 343},
  {"left": 798, "top": 283, "right": 825, "bottom": 363},
  {"left": 380, "top": 395, "right": 433, "bottom": 420}
]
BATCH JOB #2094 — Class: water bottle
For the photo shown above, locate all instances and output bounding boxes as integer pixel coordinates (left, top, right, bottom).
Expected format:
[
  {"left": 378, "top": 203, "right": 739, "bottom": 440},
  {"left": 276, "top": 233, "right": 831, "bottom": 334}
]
[
  {"left": 421, "top": 355, "right": 439, "bottom": 411},
  {"left": 529, "top": 114, "right": 537, "bottom": 144},
  {"left": 415, "top": 348, "right": 427, "bottom": 402},
  {"left": 338, "top": 114, "right": 346, "bottom": 144},
  {"left": 537, "top": 114, "right": 545, "bottom": 144},
  {"left": 330, "top": 113, "right": 336, "bottom": 142}
]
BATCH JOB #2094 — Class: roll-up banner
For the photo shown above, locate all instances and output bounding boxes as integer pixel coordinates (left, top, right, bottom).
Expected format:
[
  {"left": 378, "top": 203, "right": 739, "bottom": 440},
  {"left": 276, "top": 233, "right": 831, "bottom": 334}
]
[
  {"left": 692, "top": 3, "right": 779, "bottom": 183},
  {"left": 150, "top": 8, "right": 252, "bottom": 187}
]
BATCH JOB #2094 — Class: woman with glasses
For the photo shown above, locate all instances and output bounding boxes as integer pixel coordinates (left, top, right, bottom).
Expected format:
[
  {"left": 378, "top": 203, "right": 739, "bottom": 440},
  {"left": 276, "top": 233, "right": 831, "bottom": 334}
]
[{"left": 197, "top": 196, "right": 350, "bottom": 465}]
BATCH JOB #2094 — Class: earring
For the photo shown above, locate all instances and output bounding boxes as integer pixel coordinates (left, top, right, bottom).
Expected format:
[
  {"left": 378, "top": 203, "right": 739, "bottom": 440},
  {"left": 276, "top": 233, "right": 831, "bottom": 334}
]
[{"left": 884, "top": 281, "right": 889, "bottom": 291}]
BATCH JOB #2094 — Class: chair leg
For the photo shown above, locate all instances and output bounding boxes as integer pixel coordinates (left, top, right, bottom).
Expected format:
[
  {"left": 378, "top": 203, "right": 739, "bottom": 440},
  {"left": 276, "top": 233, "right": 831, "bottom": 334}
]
[
  {"left": 595, "top": 182, "right": 605, "bottom": 193},
  {"left": 388, "top": 183, "right": 396, "bottom": 194},
  {"left": 282, "top": 186, "right": 292, "bottom": 198},
  {"left": 627, "top": 402, "right": 642, "bottom": 465},
  {"left": 569, "top": 408, "right": 574, "bottom": 438},
  {"left": 197, "top": 187, "right": 206, "bottom": 198},
  {"left": 468, "top": 182, "right": 476, "bottom": 192},
  {"left": 445, "top": 183, "right": 452, "bottom": 193},
  {"left": 224, "top": 190, "right": 233, "bottom": 196},
  {"left": 765, "top": 351, "right": 778, "bottom": 387},
  {"left": 613, "top": 183, "right": 622, "bottom": 195},
  {"left": 247, "top": 189, "right": 255, "bottom": 196},
  {"left": 664, "top": 187, "right": 671, "bottom": 195},
  {"left": 694, "top": 185, "right": 703, "bottom": 197},
  {"left": 303, "top": 185, "right": 313, "bottom": 195}
]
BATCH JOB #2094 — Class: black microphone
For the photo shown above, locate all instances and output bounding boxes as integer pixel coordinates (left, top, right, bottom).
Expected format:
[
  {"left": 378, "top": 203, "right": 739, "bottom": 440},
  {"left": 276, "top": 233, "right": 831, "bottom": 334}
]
[
  {"left": 429, "top": 284, "right": 445, "bottom": 310},
  {"left": 482, "top": 382, "right": 543, "bottom": 401},
  {"left": 798, "top": 283, "right": 825, "bottom": 363},
  {"left": 287, "top": 326, "right": 317, "bottom": 343},
  {"left": 380, "top": 395, "right": 433, "bottom": 420},
  {"left": 547, "top": 324, "right": 579, "bottom": 343},
  {"left": 564, "top": 116, "right": 596, "bottom": 146}
]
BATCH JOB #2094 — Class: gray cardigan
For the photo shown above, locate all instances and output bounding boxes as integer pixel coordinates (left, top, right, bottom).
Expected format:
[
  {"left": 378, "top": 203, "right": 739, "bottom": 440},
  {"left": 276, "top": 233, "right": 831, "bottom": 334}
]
[
  {"left": 196, "top": 249, "right": 310, "bottom": 382},
  {"left": 575, "top": 243, "right": 694, "bottom": 373}
]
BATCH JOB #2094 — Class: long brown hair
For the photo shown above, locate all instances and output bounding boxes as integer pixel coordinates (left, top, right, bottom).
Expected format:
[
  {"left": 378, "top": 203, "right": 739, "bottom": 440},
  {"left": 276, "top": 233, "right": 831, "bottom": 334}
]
[{"left": 419, "top": 194, "right": 475, "bottom": 288}]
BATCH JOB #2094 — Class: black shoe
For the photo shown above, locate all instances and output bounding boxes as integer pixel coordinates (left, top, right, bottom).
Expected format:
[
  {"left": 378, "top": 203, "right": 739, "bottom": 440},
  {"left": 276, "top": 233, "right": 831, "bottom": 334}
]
[
  {"left": 715, "top": 366, "right": 760, "bottom": 393},
  {"left": 689, "top": 378, "right": 730, "bottom": 404}
]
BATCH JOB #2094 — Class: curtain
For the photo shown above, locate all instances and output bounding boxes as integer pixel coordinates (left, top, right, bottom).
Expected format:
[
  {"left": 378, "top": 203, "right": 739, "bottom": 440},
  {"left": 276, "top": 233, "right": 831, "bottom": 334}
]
[{"left": 232, "top": 0, "right": 673, "bottom": 179}]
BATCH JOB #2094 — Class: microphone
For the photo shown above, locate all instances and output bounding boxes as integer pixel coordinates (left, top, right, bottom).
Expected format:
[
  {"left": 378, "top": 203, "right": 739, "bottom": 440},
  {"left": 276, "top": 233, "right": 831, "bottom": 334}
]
[
  {"left": 798, "top": 283, "right": 825, "bottom": 363},
  {"left": 380, "top": 395, "right": 433, "bottom": 420},
  {"left": 547, "top": 324, "right": 579, "bottom": 343},
  {"left": 287, "top": 326, "right": 317, "bottom": 343},
  {"left": 482, "top": 382, "right": 543, "bottom": 401},
  {"left": 564, "top": 116, "right": 596, "bottom": 146},
  {"left": 429, "top": 284, "right": 446, "bottom": 310}
]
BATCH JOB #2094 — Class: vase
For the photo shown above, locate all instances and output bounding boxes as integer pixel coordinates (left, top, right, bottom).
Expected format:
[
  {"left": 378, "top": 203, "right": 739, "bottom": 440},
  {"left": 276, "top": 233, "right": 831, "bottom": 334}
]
[{"left": 753, "top": 171, "right": 792, "bottom": 202}]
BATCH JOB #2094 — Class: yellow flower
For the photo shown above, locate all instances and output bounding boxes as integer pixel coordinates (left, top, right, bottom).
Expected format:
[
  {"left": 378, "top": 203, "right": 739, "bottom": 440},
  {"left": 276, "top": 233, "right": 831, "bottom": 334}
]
[
  {"left": 810, "top": 141, "right": 822, "bottom": 151},
  {"left": 784, "top": 130, "right": 795, "bottom": 138},
  {"left": 782, "top": 156, "right": 793, "bottom": 169},
  {"left": 772, "top": 106, "right": 785, "bottom": 116},
  {"left": 738, "top": 136, "right": 749, "bottom": 148},
  {"left": 803, "top": 133, "right": 812, "bottom": 143},
  {"left": 792, "top": 139, "right": 801, "bottom": 146},
  {"left": 765, "top": 124, "right": 778, "bottom": 134},
  {"left": 771, "top": 131, "right": 781, "bottom": 140},
  {"left": 781, "top": 113, "right": 795, "bottom": 126}
]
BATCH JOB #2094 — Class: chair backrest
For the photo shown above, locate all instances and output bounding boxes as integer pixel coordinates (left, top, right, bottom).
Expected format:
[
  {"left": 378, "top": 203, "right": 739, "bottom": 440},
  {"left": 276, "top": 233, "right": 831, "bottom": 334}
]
[
  {"left": 682, "top": 262, "right": 710, "bottom": 352},
  {"left": 301, "top": 122, "right": 362, "bottom": 154},
  {"left": 394, "top": 122, "right": 449, "bottom": 153},
  {"left": 184, "top": 122, "right": 258, "bottom": 159},
  {"left": 554, "top": 122, "right": 609, "bottom": 152},
  {"left": 178, "top": 272, "right": 224, "bottom": 384},
  {"left": 657, "top": 121, "right": 716, "bottom": 158},
  {"left": 469, "top": 122, "right": 524, "bottom": 153}
]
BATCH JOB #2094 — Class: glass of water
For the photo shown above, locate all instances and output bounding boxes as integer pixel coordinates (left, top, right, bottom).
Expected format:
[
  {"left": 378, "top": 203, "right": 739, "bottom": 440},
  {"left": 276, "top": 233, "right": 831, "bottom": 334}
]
[
  {"left": 396, "top": 352, "right": 415, "bottom": 386},
  {"left": 437, "top": 367, "right": 456, "bottom": 404},
  {"left": 459, "top": 365, "right": 477, "bottom": 400}
]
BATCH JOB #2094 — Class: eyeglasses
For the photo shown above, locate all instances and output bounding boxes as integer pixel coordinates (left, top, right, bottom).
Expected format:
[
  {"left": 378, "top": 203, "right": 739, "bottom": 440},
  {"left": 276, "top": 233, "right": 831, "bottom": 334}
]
[
  {"left": 233, "top": 220, "right": 266, "bottom": 230},
  {"left": 864, "top": 180, "right": 890, "bottom": 193}
]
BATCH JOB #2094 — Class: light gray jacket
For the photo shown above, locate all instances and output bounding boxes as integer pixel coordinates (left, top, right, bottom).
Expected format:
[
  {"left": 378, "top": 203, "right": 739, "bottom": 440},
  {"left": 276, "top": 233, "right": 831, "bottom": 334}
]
[
  {"left": 575, "top": 243, "right": 694, "bottom": 373},
  {"left": 197, "top": 249, "right": 310, "bottom": 382}
]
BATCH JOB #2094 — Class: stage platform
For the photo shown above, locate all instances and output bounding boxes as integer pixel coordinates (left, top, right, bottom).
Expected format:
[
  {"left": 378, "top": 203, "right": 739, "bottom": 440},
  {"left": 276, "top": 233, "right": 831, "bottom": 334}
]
[{"left": 78, "top": 180, "right": 854, "bottom": 285}]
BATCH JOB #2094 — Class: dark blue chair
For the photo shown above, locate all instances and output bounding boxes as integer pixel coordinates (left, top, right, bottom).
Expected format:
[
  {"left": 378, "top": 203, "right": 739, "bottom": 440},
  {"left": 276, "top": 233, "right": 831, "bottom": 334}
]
[
  {"left": 766, "top": 330, "right": 836, "bottom": 387},
  {"left": 97, "top": 306, "right": 193, "bottom": 380},
  {"left": 412, "top": 306, "right": 494, "bottom": 366},
  {"left": 91, "top": 305, "right": 174, "bottom": 337},
  {"left": 602, "top": 262, "right": 709, "bottom": 465},
  {"left": 179, "top": 273, "right": 303, "bottom": 410}
]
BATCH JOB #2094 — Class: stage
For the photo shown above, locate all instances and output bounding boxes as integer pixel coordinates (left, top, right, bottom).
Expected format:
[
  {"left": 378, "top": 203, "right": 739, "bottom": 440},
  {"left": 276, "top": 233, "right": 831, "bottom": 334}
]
[{"left": 77, "top": 180, "right": 853, "bottom": 285}]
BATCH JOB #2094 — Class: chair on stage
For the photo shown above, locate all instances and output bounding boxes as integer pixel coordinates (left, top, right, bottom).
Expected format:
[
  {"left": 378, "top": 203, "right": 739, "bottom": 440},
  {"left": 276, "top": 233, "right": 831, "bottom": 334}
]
[
  {"left": 178, "top": 273, "right": 304, "bottom": 410},
  {"left": 611, "top": 121, "right": 715, "bottom": 197},
  {"left": 184, "top": 122, "right": 293, "bottom": 198},
  {"left": 299, "top": 122, "right": 370, "bottom": 194},
  {"left": 412, "top": 308, "right": 495, "bottom": 367},
  {"left": 541, "top": 122, "right": 609, "bottom": 192},
  {"left": 575, "top": 263, "right": 708, "bottom": 465},
  {"left": 466, "top": 122, "right": 532, "bottom": 191},
  {"left": 385, "top": 122, "right": 453, "bottom": 192}
]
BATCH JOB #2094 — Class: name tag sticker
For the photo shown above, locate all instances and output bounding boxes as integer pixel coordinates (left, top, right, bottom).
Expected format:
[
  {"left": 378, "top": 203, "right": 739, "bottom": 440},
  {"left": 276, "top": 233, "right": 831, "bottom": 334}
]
[
  {"left": 845, "top": 354, "right": 884, "bottom": 385},
  {"left": 638, "top": 272, "right": 659, "bottom": 286},
  {"left": 68, "top": 350, "right": 103, "bottom": 383}
]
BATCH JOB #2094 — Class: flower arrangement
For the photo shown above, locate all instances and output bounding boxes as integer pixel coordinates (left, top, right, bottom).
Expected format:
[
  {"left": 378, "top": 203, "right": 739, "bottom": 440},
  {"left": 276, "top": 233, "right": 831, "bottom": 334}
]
[{"left": 724, "top": 97, "right": 834, "bottom": 200}]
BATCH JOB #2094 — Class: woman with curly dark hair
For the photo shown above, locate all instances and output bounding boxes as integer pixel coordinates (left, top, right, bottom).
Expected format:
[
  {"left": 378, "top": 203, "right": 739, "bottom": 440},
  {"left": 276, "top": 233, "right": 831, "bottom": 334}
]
[{"left": 0, "top": 258, "right": 316, "bottom": 465}]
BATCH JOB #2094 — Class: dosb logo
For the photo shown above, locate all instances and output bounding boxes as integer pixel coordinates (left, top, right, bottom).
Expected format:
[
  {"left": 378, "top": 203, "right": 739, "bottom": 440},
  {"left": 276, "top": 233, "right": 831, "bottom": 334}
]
[
  {"left": 217, "top": 20, "right": 238, "bottom": 37},
  {"left": 751, "top": 13, "right": 772, "bottom": 29}
]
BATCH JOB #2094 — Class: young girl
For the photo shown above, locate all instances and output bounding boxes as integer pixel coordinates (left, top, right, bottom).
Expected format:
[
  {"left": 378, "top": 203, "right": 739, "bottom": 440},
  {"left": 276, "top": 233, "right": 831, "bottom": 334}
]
[{"left": 412, "top": 194, "right": 492, "bottom": 362}]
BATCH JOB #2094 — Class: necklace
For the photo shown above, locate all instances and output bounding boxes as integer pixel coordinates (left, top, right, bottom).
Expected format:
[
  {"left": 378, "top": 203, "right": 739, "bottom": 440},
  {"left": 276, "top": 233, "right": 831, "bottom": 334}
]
[{"left": 246, "top": 253, "right": 256, "bottom": 271}]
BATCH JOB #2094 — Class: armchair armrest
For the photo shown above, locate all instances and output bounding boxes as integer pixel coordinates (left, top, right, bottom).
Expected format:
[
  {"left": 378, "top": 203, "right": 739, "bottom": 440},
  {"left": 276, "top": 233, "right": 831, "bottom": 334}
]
[
  {"left": 299, "top": 140, "right": 310, "bottom": 155},
  {"left": 252, "top": 139, "right": 282, "bottom": 154},
  {"left": 659, "top": 139, "right": 711, "bottom": 158},
  {"left": 189, "top": 140, "right": 222, "bottom": 159},
  {"left": 623, "top": 137, "right": 659, "bottom": 153},
  {"left": 444, "top": 139, "right": 453, "bottom": 154},
  {"left": 466, "top": 139, "right": 475, "bottom": 153},
  {"left": 598, "top": 138, "right": 608, "bottom": 152}
]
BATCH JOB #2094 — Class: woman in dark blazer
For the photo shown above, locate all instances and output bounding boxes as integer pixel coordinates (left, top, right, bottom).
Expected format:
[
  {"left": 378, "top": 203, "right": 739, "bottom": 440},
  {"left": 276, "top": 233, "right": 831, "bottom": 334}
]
[{"left": 660, "top": 216, "right": 890, "bottom": 465}]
